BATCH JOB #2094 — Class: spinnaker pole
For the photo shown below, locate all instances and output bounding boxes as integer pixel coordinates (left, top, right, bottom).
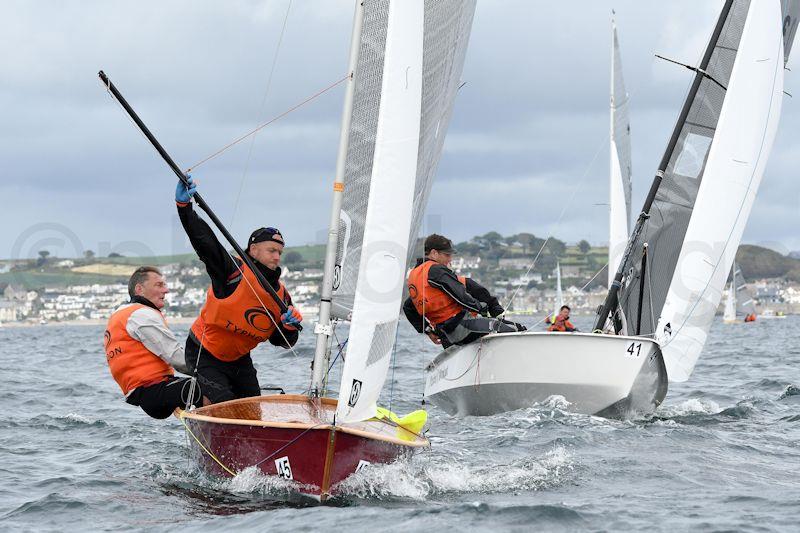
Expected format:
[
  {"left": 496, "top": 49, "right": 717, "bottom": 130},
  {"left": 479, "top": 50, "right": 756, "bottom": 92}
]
[
  {"left": 98, "top": 70, "right": 295, "bottom": 324},
  {"left": 310, "top": 1, "right": 365, "bottom": 397},
  {"left": 592, "top": 0, "right": 734, "bottom": 332}
]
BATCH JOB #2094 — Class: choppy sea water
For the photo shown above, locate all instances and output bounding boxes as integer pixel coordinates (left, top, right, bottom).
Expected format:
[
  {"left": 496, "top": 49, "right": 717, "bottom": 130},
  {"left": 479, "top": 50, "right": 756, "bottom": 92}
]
[{"left": 1, "top": 315, "right": 798, "bottom": 532}]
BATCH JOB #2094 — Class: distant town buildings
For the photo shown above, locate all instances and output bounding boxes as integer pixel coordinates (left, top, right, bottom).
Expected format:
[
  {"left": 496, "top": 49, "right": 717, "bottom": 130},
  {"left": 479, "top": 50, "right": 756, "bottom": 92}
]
[{"left": 1, "top": 241, "right": 799, "bottom": 324}]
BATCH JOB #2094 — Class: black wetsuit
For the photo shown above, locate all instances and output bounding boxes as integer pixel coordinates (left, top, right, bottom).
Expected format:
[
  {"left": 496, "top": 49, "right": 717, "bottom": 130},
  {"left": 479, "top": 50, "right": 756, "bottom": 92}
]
[
  {"left": 178, "top": 203, "right": 298, "bottom": 403},
  {"left": 123, "top": 296, "right": 203, "bottom": 419},
  {"left": 402, "top": 258, "right": 523, "bottom": 347}
]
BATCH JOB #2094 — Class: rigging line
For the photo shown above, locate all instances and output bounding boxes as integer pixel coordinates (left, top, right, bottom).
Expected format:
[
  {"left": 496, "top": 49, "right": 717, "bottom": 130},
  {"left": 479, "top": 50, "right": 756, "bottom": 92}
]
[
  {"left": 223, "top": 248, "right": 302, "bottom": 359},
  {"left": 252, "top": 424, "right": 326, "bottom": 468},
  {"left": 654, "top": 54, "right": 728, "bottom": 91},
  {"left": 388, "top": 321, "right": 401, "bottom": 412},
  {"left": 503, "top": 130, "right": 609, "bottom": 311},
  {"left": 326, "top": 338, "right": 347, "bottom": 378},
  {"left": 579, "top": 262, "right": 609, "bottom": 292},
  {"left": 185, "top": 324, "right": 210, "bottom": 410},
  {"left": 647, "top": 257, "right": 656, "bottom": 334},
  {"left": 229, "top": 0, "right": 294, "bottom": 228},
  {"left": 442, "top": 339, "right": 486, "bottom": 382},
  {"left": 322, "top": 321, "right": 342, "bottom": 395},
  {"left": 179, "top": 413, "right": 237, "bottom": 476},
  {"left": 186, "top": 73, "right": 350, "bottom": 173}
]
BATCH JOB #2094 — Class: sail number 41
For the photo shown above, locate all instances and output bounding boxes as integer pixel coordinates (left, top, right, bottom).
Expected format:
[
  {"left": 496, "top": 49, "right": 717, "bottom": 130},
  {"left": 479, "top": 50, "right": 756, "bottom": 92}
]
[{"left": 625, "top": 342, "right": 643, "bottom": 358}]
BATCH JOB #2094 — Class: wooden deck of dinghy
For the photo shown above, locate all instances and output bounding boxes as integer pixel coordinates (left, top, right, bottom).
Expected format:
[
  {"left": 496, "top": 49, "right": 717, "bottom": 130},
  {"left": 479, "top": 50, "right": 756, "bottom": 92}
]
[{"left": 177, "top": 395, "right": 428, "bottom": 501}]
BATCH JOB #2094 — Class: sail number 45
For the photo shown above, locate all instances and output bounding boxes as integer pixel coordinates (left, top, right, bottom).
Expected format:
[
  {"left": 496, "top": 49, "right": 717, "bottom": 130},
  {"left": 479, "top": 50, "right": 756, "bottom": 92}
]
[{"left": 625, "top": 342, "right": 643, "bottom": 358}]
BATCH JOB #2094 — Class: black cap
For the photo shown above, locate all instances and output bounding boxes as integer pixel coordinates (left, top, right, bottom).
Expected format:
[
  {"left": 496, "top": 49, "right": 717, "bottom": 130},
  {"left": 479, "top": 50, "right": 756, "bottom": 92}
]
[
  {"left": 248, "top": 227, "right": 284, "bottom": 248},
  {"left": 424, "top": 234, "right": 456, "bottom": 254}
]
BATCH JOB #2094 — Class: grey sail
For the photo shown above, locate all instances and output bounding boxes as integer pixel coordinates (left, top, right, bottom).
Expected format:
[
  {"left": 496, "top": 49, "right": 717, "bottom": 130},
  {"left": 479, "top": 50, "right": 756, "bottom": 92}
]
[
  {"left": 732, "top": 264, "right": 756, "bottom": 317},
  {"left": 609, "top": 16, "right": 633, "bottom": 287},
  {"left": 615, "top": 0, "right": 751, "bottom": 336},
  {"left": 782, "top": 0, "right": 800, "bottom": 61},
  {"left": 331, "top": 0, "right": 476, "bottom": 319},
  {"left": 611, "top": 20, "right": 632, "bottom": 227}
]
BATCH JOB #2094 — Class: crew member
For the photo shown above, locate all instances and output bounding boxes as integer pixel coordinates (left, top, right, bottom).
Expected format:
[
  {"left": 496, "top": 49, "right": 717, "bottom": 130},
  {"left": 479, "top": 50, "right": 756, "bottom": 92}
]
[
  {"left": 176, "top": 176, "right": 301, "bottom": 404},
  {"left": 403, "top": 234, "right": 524, "bottom": 347},
  {"left": 547, "top": 305, "right": 577, "bottom": 332},
  {"left": 103, "top": 266, "right": 203, "bottom": 419}
]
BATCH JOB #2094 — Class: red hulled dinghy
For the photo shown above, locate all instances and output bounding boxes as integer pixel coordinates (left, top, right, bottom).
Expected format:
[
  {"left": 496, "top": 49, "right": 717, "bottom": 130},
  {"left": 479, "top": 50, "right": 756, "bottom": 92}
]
[{"left": 178, "top": 395, "right": 427, "bottom": 501}]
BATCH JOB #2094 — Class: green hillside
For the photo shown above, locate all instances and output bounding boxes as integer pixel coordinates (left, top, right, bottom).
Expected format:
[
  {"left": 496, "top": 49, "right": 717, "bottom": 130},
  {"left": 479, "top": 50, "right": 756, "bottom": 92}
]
[{"left": 737, "top": 245, "right": 800, "bottom": 281}]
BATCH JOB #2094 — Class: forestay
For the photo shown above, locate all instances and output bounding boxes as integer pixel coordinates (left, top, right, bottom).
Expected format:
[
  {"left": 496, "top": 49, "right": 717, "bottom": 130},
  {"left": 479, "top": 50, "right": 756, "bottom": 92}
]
[
  {"left": 335, "top": 0, "right": 476, "bottom": 422},
  {"left": 609, "top": 16, "right": 632, "bottom": 287}
]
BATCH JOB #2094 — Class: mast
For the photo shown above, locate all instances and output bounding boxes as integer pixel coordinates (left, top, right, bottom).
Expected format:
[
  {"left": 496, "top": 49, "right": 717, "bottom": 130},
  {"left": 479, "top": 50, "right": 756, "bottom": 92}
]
[
  {"left": 310, "top": 1, "right": 365, "bottom": 397},
  {"left": 593, "top": 0, "right": 735, "bottom": 333}
]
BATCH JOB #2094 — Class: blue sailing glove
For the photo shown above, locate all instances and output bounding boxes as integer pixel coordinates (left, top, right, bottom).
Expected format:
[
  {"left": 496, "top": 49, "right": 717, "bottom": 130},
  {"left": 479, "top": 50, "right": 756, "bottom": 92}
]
[
  {"left": 175, "top": 175, "right": 197, "bottom": 204},
  {"left": 280, "top": 306, "right": 303, "bottom": 330}
]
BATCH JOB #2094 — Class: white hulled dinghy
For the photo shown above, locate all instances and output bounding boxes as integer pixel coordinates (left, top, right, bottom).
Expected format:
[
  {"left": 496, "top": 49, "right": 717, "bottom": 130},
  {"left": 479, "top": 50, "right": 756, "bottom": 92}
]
[{"left": 425, "top": 0, "right": 799, "bottom": 418}]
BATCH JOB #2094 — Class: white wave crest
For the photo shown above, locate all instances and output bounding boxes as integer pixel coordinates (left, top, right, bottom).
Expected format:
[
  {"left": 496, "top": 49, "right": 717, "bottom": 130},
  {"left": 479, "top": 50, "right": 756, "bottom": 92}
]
[
  {"left": 61, "top": 413, "right": 94, "bottom": 424},
  {"left": 222, "top": 466, "right": 310, "bottom": 496},
  {"left": 335, "top": 447, "right": 574, "bottom": 500},
  {"left": 661, "top": 398, "right": 721, "bottom": 417}
]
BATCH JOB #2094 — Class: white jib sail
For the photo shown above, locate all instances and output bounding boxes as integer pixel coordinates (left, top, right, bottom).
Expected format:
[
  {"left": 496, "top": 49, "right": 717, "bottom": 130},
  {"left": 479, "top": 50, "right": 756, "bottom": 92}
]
[
  {"left": 723, "top": 277, "right": 736, "bottom": 322},
  {"left": 657, "top": 0, "right": 785, "bottom": 382},
  {"left": 609, "top": 16, "right": 633, "bottom": 287},
  {"left": 336, "top": 0, "right": 424, "bottom": 422}
]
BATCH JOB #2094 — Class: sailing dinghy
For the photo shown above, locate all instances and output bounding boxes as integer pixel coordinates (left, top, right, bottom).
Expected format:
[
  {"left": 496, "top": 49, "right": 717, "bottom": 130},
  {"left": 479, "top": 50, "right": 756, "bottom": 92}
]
[
  {"left": 101, "top": 0, "right": 475, "bottom": 500},
  {"left": 426, "top": 1, "right": 798, "bottom": 417},
  {"left": 723, "top": 262, "right": 755, "bottom": 323},
  {"left": 177, "top": 0, "right": 476, "bottom": 500}
]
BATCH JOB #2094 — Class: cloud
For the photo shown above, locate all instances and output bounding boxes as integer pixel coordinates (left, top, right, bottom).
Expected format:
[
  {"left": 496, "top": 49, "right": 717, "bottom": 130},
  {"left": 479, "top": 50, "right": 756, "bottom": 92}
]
[{"left": 2, "top": 0, "right": 799, "bottom": 260}]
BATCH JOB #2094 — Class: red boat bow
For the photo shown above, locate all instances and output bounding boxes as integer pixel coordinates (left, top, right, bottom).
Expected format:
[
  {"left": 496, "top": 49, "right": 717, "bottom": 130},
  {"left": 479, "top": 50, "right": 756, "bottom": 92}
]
[{"left": 177, "top": 395, "right": 428, "bottom": 501}]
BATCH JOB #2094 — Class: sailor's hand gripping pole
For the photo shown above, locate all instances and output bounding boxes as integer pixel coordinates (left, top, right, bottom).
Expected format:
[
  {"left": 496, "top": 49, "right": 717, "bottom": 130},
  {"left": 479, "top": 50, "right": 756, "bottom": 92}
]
[{"left": 98, "top": 70, "right": 299, "bottom": 329}]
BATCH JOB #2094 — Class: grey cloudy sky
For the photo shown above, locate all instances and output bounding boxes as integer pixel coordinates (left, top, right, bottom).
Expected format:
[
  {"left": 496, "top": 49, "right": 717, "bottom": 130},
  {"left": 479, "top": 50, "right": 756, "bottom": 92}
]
[{"left": 2, "top": 0, "right": 799, "bottom": 261}]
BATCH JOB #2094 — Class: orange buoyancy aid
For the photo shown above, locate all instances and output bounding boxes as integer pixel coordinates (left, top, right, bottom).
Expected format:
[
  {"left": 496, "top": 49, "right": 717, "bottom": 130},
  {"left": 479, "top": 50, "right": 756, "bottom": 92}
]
[
  {"left": 407, "top": 260, "right": 467, "bottom": 326},
  {"left": 104, "top": 304, "right": 173, "bottom": 396},
  {"left": 190, "top": 261, "right": 288, "bottom": 362},
  {"left": 548, "top": 319, "right": 576, "bottom": 332}
]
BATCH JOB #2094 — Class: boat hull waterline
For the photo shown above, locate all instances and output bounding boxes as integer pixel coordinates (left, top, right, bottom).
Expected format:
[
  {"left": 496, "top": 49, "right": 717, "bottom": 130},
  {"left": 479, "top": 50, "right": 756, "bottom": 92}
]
[
  {"left": 424, "top": 332, "right": 668, "bottom": 418},
  {"left": 178, "top": 395, "right": 428, "bottom": 501}
]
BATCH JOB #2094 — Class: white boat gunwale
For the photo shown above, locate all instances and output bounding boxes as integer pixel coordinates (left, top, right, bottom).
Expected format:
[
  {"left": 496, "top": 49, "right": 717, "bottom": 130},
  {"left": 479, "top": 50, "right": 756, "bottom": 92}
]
[{"left": 426, "top": 330, "right": 662, "bottom": 371}]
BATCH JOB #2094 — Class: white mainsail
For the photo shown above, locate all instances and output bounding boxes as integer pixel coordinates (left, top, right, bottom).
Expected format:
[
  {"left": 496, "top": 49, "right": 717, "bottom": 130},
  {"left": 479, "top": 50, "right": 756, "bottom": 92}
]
[
  {"left": 657, "top": 0, "right": 789, "bottom": 381},
  {"left": 609, "top": 14, "right": 633, "bottom": 288},
  {"left": 335, "top": 0, "right": 424, "bottom": 422},
  {"left": 334, "top": 0, "right": 477, "bottom": 422}
]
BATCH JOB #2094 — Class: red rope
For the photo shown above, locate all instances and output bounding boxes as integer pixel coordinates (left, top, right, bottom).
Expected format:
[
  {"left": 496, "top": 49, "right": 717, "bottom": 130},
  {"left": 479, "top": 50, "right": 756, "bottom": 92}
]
[{"left": 186, "top": 73, "right": 350, "bottom": 172}]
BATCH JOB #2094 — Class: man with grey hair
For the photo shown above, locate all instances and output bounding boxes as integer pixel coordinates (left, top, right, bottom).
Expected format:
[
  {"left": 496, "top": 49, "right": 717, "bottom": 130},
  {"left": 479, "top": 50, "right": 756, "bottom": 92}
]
[{"left": 103, "top": 266, "right": 204, "bottom": 419}]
